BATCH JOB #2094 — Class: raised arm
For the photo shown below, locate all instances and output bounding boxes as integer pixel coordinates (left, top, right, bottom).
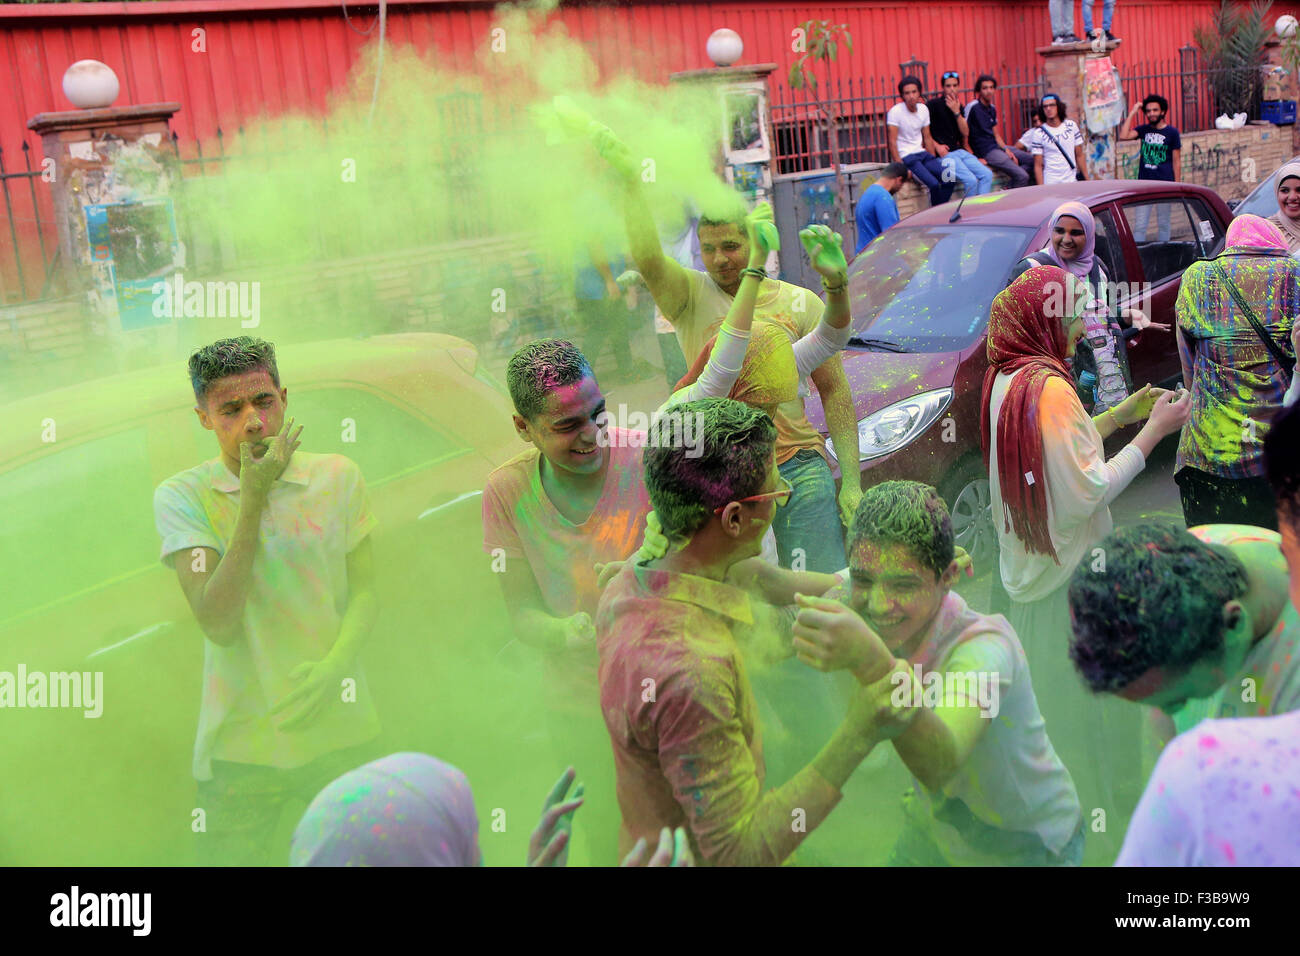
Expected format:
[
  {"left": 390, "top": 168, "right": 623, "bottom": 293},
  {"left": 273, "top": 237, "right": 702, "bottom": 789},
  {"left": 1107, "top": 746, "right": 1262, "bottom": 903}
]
[
  {"left": 592, "top": 126, "right": 692, "bottom": 322},
  {"left": 791, "top": 225, "right": 853, "bottom": 378},
  {"left": 1118, "top": 104, "right": 1140, "bottom": 141}
]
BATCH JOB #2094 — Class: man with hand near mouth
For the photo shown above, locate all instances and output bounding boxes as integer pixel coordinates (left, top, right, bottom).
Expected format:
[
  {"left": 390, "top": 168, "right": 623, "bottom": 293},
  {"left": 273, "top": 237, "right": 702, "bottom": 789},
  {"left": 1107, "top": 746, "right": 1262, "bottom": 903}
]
[
  {"left": 154, "top": 336, "right": 383, "bottom": 865},
  {"left": 481, "top": 338, "right": 651, "bottom": 864},
  {"left": 777, "top": 481, "right": 1084, "bottom": 865}
]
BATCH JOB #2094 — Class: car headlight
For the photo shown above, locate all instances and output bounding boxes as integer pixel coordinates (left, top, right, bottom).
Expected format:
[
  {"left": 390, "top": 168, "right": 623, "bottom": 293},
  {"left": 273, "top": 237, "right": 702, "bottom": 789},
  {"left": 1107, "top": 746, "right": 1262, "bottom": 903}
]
[{"left": 827, "top": 388, "right": 953, "bottom": 463}]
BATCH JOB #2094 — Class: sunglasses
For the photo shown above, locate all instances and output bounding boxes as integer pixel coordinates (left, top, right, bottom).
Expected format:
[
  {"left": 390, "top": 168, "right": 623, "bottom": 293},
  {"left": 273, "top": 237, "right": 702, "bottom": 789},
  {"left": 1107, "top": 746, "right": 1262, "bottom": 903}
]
[
  {"left": 942, "top": 72, "right": 960, "bottom": 80},
  {"left": 714, "top": 475, "right": 794, "bottom": 513}
]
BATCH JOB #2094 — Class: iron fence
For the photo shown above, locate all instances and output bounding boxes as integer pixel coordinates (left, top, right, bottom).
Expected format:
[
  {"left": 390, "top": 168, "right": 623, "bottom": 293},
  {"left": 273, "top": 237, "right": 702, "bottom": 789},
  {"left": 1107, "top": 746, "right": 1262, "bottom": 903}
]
[
  {"left": 770, "top": 62, "right": 1047, "bottom": 175},
  {"left": 1119, "top": 46, "right": 1265, "bottom": 136},
  {"left": 0, "top": 139, "right": 58, "bottom": 305}
]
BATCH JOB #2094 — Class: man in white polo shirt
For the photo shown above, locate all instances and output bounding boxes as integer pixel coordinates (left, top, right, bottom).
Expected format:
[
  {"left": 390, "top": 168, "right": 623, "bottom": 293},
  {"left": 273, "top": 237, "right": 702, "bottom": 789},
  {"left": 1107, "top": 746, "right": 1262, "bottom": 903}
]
[{"left": 154, "top": 336, "right": 382, "bottom": 866}]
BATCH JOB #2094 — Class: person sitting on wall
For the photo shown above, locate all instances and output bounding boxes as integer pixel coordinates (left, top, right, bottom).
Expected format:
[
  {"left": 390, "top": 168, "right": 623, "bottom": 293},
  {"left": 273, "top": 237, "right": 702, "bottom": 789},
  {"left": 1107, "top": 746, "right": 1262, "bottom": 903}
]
[{"left": 887, "top": 75, "right": 956, "bottom": 209}]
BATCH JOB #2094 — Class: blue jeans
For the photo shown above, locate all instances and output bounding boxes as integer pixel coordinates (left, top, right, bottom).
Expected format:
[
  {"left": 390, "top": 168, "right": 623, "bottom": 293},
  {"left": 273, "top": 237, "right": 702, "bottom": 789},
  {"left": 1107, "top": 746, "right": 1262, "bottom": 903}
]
[
  {"left": 1049, "top": 0, "right": 1074, "bottom": 36},
  {"left": 771, "top": 450, "right": 848, "bottom": 574},
  {"left": 939, "top": 149, "right": 994, "bottom": 196},
  {"left": 902, "top": 151, "right": 956, "bottom": 207},
  {"left": 1133, "top": 202, "right": 1172, "bottom": 242},
  {"left": 1083, "top": 0, "right": 1115, "bottom": 34}
]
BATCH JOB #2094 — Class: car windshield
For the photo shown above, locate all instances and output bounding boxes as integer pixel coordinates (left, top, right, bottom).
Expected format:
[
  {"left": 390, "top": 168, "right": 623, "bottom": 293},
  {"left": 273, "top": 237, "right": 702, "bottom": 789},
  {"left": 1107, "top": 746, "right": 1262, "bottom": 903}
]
[{"left": 848, "top": 224, "right": 1036, "bottom": 352}]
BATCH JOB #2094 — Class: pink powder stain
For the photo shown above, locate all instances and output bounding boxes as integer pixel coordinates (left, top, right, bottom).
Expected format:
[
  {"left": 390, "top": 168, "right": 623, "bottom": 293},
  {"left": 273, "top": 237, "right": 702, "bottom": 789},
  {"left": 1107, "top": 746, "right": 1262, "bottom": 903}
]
[
  {"left": 371, "top": 823, "right": 385, "bottom": 836},
  {"left": 1263, "top": 783, "right": 1272, "bottom": 796},
  {"left": 1198, "top": 734, "right": 1220, "bottom": 749},
  {"left": 1221, "top": 841, "right": 1236, "bottom": 864}
]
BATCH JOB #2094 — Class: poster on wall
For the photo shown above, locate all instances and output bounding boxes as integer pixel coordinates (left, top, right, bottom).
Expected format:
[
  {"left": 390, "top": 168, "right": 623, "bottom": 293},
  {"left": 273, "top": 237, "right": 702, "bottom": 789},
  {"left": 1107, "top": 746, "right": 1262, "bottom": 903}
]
[
  {"left": 1083, "top": 56, "right": 1126, "bottom": 133},
  {"left": 84, "top": 198, "right": 180, "bottom": 332},
  {"left": 722, "top": 88, "right": 771, "bottom": 164}
]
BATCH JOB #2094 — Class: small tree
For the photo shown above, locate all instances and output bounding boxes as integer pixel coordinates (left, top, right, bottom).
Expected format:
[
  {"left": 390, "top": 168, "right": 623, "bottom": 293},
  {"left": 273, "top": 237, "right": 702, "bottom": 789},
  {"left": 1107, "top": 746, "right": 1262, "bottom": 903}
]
[
  {"left": 789, "top": 20, "right": 854, "bottom": 224},
  {"left": 1194, "top": 0, "right": 1274, "bottom": 119}
]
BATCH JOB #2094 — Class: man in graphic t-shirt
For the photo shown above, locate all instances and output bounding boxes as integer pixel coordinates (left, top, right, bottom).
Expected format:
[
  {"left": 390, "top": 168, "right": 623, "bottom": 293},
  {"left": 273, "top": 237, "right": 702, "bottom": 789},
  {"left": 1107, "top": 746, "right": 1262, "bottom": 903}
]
[{"left": 1119, "top": 95, "right": 1183, "bottom": 241}]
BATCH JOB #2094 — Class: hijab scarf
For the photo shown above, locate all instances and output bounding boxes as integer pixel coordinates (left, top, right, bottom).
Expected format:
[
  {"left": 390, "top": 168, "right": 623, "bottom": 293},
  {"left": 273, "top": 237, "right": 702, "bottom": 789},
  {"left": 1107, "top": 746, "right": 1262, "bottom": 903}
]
[
  {"left": 980, "top": 265, "right": 1086, "bottom": 562},
  {"left": 290, "top": 753, "right": 480, "bottom": 867}
]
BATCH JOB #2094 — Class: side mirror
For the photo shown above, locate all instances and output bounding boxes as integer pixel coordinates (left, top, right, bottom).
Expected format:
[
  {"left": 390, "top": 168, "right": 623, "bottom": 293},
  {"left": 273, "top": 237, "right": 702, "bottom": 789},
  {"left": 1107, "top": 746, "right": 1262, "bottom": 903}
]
[{"left": 1226, "top": 199, "right": 1241, "bottom": 212}]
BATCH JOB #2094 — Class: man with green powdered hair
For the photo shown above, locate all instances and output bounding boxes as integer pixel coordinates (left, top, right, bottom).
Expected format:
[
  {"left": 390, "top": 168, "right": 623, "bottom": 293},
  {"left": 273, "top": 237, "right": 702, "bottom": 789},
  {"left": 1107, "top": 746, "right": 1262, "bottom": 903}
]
[{"left": 1068, "top": 521, "right": 1300, "bottom": 742}]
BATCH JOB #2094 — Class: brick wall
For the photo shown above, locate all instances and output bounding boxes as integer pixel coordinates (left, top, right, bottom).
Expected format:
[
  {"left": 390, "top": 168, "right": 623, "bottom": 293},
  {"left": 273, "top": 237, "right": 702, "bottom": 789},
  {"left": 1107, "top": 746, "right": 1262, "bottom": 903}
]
[{"left": 1115, "top": 124, "right": 1291, "bottom": 201}]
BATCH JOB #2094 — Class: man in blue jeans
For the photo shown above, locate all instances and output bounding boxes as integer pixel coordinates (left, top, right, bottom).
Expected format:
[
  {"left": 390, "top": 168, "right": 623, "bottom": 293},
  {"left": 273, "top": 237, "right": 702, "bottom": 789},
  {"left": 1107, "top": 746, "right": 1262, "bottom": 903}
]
[
  {"left": 926, "top": 71, "right": 994, "bottom": 199},
  {"left": 887, "top": 75, "right": 955, "bottom": 209},
  {"left": 965, "top": 74, "right": 1036, "bottom": 188}
]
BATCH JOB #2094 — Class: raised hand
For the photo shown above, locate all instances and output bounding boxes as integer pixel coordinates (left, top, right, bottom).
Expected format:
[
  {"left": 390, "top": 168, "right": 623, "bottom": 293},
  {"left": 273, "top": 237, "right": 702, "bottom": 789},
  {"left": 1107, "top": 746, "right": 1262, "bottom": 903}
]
[
  {"left": 798, "top": 224, "right": 849, "bottom": 284},
  {"left": 792, "top": 593, "right": 894, "bottom": 683},
  {"left": 239, "top": 415, "right": 302, "bottom": 502},
  {"left": 745, "top": 201, "right": 780, "bottom": 262},
  {"left": 590, "top": 123, "right": 637, "bottom": 182},
  {"left": 526, "top": 767, "right": 584, "bottom": 867}
]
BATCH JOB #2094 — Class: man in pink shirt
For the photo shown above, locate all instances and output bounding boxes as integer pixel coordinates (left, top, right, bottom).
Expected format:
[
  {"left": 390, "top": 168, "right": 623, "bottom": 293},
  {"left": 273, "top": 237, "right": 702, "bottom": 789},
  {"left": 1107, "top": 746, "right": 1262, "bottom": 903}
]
[
  {"left": 596, "top": 397, "right": 914, "bottom": 866},
  {"left": 482, "top": 338, "right": 652, "bottom": 864}
]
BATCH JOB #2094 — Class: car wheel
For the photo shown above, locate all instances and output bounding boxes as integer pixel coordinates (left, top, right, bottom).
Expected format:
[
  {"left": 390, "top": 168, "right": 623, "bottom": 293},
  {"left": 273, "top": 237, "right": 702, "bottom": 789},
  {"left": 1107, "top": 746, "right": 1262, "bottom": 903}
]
[{"left": 939, "top": 456, "right": 999, "bottom": 576}]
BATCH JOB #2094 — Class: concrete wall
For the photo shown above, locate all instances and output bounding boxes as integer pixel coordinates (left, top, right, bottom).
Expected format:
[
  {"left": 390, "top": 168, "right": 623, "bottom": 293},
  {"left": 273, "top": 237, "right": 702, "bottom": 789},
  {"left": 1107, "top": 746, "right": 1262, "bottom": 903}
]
[{"left": 1116, "top": 123, "right": 1293, "bottom": 201}]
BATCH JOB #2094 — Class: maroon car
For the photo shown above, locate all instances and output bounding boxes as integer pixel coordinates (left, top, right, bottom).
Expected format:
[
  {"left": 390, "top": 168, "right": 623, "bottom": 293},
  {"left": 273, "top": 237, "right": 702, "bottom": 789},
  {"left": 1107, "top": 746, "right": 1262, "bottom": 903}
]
[{"left": 804, "top": 180, "right": 1233, "bottom": 570}]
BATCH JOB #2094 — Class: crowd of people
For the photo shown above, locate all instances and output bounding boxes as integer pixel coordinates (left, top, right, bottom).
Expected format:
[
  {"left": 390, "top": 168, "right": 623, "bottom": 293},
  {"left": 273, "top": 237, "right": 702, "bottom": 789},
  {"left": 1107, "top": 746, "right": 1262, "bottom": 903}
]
[
  {"left": 855, "top": 71, "right": 1182, "bottom": 254},
  {"left": 151, "top": 116, "right": 1300, "bottom": 868}
]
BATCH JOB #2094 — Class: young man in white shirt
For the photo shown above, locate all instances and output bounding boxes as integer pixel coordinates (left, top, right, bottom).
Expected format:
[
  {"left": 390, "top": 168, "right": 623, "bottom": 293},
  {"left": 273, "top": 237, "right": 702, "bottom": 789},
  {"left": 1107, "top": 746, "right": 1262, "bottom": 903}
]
[
  {"left": 154, "top": 336, "right": 382, "bottom": 865},
  {"left": 1032, "top": 94, "right": 1088, "bottom": 185},
  {"left": 887, "top": 75, "right": 955, "bottom": 208}
]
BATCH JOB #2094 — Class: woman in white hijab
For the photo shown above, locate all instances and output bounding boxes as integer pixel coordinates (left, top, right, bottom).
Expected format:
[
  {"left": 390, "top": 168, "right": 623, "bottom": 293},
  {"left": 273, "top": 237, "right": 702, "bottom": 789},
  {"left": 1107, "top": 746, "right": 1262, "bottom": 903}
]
[{"left": 1266, "top": 159, "right": 1300, "bottom": 256}]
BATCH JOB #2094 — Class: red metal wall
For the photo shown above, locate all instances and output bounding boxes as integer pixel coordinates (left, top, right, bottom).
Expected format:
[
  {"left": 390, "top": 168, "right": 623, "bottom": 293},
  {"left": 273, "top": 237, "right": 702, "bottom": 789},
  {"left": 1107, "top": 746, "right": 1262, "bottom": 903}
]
[{"left": 4, "top": 0, "right": 1300, "bottom": 301}]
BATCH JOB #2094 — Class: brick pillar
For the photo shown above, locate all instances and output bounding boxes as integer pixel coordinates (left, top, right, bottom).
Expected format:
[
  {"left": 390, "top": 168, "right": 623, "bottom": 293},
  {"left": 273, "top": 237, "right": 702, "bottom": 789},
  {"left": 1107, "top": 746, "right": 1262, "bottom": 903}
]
[
  {"left": 28, "top": 102, "right": 182, "bottom": 346},
  {"left": 1038, "top": 38, "right": 1123, "bottom": 180}
]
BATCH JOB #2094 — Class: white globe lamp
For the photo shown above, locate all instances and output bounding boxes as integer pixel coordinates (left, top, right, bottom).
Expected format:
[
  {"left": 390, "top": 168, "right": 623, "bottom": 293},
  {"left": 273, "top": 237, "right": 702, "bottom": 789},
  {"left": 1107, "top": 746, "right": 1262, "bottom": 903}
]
[
  {"left": 62, "top": 60, "right": 120, "bottom": 110},
  {"left": 707, "top": 29, "right": 744, "bottom": 68},
  {"left": 1277, "top": 15, "right": 1298, "bottom": 39}
]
